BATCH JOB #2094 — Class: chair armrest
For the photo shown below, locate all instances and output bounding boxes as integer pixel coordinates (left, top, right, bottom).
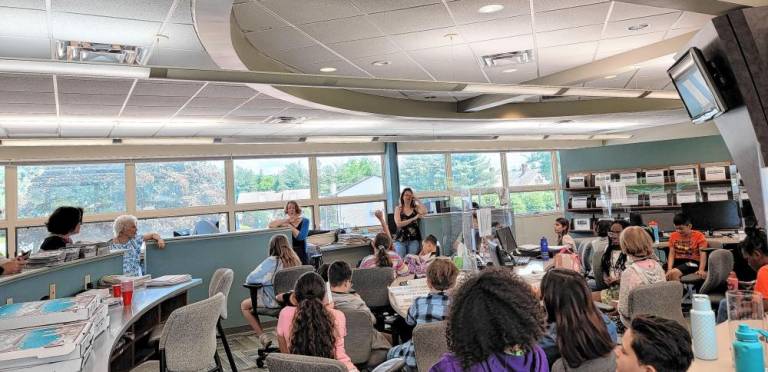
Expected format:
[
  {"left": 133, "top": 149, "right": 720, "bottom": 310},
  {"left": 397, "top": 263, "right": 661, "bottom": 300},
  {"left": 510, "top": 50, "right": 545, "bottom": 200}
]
[
  {"left": 243, "top": 283, "right": 264, "bottom": 290},
  {"left": 372, "top": 357, "right": 406, "bottom": 372},
  {"left": 739, "top": 280, "right": 756, "bottom": 290}
]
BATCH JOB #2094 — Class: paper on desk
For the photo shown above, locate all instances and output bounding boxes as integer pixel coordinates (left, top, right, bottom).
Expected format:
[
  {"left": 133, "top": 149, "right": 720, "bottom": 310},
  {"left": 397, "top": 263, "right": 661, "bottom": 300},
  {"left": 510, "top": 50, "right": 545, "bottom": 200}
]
[{"left": 610, "top": 182, "right": 627, "bottom": 204}]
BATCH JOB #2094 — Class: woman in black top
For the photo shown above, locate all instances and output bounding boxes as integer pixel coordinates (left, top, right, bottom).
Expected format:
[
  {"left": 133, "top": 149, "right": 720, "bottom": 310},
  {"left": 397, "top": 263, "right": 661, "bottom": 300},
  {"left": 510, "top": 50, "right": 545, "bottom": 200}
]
[
  {"left": 40, "top": 206, "right": 84, "bottom": 251},
  {"left": 394, "top": 188, "right": 427, "bottom": 257}
]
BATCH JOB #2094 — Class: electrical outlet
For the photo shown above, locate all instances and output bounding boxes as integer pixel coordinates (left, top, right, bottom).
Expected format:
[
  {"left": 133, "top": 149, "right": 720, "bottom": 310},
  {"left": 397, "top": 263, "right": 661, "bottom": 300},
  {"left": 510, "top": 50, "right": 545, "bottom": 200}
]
[
  {"left": 84, "top": 274, "right": 91, "bottom": 290},
  {"left": 49, "top": 283, "right": 56, "bottom": 299},
  {"left": 5, "top": 298, "right": 12, "bottom": 305}
]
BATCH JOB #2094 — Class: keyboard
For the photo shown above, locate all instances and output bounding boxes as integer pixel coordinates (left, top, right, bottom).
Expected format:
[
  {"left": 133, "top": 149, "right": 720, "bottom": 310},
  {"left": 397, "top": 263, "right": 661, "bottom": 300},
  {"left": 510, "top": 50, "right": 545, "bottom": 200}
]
[{"left": 512, "top": 256, "right": 531, "bottom": 265}]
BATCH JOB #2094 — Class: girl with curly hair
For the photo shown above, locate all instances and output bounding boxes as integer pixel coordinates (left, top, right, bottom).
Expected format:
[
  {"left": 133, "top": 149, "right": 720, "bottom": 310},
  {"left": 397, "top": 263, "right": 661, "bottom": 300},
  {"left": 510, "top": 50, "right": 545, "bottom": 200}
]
[
  {"left": 431, "top": 268, "right": 548, "bottom": 372},
  {"left": 276, "top": 272, "right": 358, "bottom": 371}
]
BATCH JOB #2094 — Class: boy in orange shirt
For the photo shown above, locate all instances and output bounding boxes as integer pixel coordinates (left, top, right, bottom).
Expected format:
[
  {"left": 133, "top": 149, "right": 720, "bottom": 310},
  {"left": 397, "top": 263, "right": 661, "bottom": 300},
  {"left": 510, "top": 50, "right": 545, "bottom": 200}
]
[{"left": 667, "top": 213, "right": 708, "bottom": 281}]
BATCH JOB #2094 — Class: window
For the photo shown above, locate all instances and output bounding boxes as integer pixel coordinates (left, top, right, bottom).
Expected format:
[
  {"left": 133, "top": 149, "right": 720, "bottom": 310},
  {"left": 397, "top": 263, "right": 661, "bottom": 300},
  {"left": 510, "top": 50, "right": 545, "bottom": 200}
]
[
  {"left": 0, "top": 230, "right": 6, "bottom": 258},
  {"left": 236, "top": 207, "right": 313, "bottom": 231},
  {"left": 317, "top": 155, "right": 382, "bottom": 198},
  {"left": 16, "top": 221, "right": 115, "bottom": 253},
  {"left": 319, "top": 201, "right": 385, "bottom": 229},
  {"left": 509, "top": 191, "right": 558, "bottom": 214},
  {"left": 136, "top": 160, "right": 225, "bottom": 210},
  {"left": 234, "top": 158, "right": 310, "bottom": 204},
  {"left": 0, "top": 167, "right": 5, "bottom": 220},
  {"left": 398, "top": 154, "right": 446, "bottom": 192},
  {"left": 450, "top": 153, "right": 502, "bottom": 190},
  {"left": 507, "top": 152, "right": 554, "bottom": 186},
  {"left": 17, "top": 163, "right": 125, "bottom": 219},
  {"left": 139, "top": 213, "right": 228, "bottom": 238}
]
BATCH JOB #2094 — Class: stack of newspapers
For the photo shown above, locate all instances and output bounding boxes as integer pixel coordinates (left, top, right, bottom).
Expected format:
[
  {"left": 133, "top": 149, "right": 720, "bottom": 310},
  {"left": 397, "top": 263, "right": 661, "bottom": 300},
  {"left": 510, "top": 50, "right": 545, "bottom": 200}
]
[
  {"left": 0, "top": 294, "right": 110, "bottom": 371},
  {"left": 147, "top": 274, "right": 192, "bottom": 287},
  {"left": 25, "top": 251, "right": 67, "bottom": 269}
]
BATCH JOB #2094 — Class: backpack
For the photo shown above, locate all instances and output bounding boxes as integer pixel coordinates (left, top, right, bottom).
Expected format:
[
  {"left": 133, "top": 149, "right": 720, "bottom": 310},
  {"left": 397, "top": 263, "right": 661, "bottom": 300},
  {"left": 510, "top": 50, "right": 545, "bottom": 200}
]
[{"left": 553, "top": 247, "right": 584, "bottom": 273}]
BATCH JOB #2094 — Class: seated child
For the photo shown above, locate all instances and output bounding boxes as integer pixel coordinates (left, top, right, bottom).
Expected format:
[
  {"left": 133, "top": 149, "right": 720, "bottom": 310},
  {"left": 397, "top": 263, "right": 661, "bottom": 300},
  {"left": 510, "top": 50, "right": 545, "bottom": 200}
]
[
  {"left": 666, "top": 213, "right": 708, "bottom": 281},
  {"left": 404, "top": 234, "right": 438, "bottom": 276}
]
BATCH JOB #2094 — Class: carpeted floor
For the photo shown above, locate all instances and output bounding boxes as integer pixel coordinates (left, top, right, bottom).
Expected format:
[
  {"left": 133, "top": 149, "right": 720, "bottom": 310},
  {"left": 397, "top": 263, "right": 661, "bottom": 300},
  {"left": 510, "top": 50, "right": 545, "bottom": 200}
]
[{"left": 217, "top": 330, "right": 274, "bottom": 372}]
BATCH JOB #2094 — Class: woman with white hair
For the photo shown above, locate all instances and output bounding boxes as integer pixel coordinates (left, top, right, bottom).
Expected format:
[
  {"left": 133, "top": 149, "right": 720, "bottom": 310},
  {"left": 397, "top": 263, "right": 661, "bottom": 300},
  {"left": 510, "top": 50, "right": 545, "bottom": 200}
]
[{"left": 110, "top": 215, "right": 165, "bottom": 276}]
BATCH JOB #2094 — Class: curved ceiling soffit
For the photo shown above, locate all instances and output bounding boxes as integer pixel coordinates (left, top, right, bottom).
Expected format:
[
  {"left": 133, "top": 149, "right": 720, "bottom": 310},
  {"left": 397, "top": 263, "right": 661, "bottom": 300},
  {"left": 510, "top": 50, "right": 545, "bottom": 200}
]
[{"left": 193, "top": 0, "right": 682, "bottom": 120}]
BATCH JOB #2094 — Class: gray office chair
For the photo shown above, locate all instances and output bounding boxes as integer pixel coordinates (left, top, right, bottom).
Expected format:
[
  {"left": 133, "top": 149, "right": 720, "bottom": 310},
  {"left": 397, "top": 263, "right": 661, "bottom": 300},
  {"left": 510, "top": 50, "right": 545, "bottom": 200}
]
[
  {"left": 266, "top": 353, "right": 346, "bottom": 372},
  {"left": 699, "top": 249, "right": 734, "bottom": 308},
  {"left": 351, "top": 267, "right": 395, "bottom": 310},
  {"left": 552, "top": 353, "right": 616, "bottom": 372},
  {"left": 210, "top": 268, "right": 237, "bottom": 372},
  {"left": 131, "top": 293, "right": 225, "bottom": 372},
  {"left": 591, "top": 245, "right": 608, "bottom": 291},
  {"left": 627, "top": 281, "right": 687, "bottom": 330},
  {"left": 343, "top": 309, "right": 388, "bottom": 369},
  {"left": 413, "top": 321, "right": 448, "bottom": 372}
]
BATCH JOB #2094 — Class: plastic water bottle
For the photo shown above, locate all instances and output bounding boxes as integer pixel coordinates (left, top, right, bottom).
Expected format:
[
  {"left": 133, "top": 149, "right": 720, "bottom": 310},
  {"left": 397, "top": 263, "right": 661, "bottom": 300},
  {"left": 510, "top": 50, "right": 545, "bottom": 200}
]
[
  {"left": 540, "top": 237, "right": 549, "bottom": 261},
  {"left": 690, "top": 294, "right": 718, "bottom": 360},
  {"left": 649, "top": 221, "right": 660, "bottom": 243},
  {"left": 734, "top": 324, "right": 768, "bottom": 372}
]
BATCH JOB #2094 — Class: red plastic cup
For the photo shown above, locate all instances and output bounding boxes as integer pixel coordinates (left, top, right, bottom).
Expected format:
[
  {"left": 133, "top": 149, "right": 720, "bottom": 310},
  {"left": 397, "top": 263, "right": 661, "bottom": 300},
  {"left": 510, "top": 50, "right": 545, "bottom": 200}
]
[
  {"left": 121, "top": 280, "right": 134, "bottom": 306},
  {"left": 112, "top": 284, "right": 122, "bottom": 298}
]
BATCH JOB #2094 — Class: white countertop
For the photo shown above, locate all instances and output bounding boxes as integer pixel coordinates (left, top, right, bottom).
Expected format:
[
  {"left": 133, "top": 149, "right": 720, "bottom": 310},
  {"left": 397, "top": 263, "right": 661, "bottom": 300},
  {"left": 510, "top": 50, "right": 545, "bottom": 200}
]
[{"left": 0, "top": 251, "right": 124, "bottom": 286}]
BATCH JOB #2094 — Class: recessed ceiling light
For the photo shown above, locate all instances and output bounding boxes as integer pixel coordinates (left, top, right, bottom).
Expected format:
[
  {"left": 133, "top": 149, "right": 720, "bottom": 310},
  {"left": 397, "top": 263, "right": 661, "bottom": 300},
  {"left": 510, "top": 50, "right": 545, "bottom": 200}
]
[
  {"left": 443, "top": 33, "right": 459, "bottom": 39},
  {"left": 478, "top": 4, "right": 504, "bottom": 13},
  {"left": 371, "top": 60, "right": 391, "bottom": 66},
  {"left": 604, "top": 75, "right": 617, "bottom": 79},
  {"left": 628, "top": 23, "right": 649, "bottom": 31},
  {"left": 423, "top": 95, "right": 438, "bottom": 100},
  {"left": 555, "top": 119, "right": 575, "bottom": 125},
  {"left": 319, "top": 67, "right": 337, "bottom": 73},
  {"left": 502, "top": 68, "right": 518, "bottom": 73}
]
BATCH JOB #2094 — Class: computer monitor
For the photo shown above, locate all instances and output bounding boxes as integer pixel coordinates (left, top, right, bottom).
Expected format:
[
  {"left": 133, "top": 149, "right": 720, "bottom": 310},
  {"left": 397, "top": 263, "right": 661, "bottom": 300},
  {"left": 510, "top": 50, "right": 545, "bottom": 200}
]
[
  {"left": 681, "top": 200, "right": 742, "bottom": 233},
  {"left": 742, "top": 199, "right": 757, "bottom": 228},
  {"left": 495, "top": 226, "right": 518, "bottom": 254},
  {"left": 641, "top": 212, "right": 677, "bottom": 233}
]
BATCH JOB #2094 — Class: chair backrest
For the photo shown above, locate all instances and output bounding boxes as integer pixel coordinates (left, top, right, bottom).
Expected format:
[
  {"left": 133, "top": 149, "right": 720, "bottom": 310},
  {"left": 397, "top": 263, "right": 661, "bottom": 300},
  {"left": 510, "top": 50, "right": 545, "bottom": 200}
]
[
  {"left": 488, "top": 243, "right": 503, "bottom": 267},
  {"left": 552, "top": 353, "right": 616, "bottom": 372},
  {"left": 342, "top": 309, "right": 373, "bottom": 364},
  {"left": 627, "top": 281, "right": 687, "bottom": 330},
  {"left": 160, "top": 293, "right": 225, "bottom": 371},
  {"left": 351, "top": 267, "right": 395, "bottom": 308},
  {"left": 591, "top": 246, "right": 607, "bottom": 289},
  {"left": 700, "top": 249, "right": 734, "bottom": 295},
  {"left": 274, "top": 265, "right": 315, "bottom": 294},
  {"left": 413, "top": 321, "right": 448, "bottom": 372},
  {"left": 209, "top": 268, "right": 234, "bottom": 319},
  {"left": 266, "top": 353, "right": 346, "bottom": 372}
]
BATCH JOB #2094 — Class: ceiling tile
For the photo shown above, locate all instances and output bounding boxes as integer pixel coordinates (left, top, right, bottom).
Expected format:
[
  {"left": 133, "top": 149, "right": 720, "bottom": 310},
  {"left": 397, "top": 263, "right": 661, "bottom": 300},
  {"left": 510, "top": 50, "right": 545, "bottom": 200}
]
[
  {"left": 120, "top": 106, "right": 179, "bottom": 118},
  {"left": 368, "top": 4, "right": 453, "bottom": 34},
  {"left": 238, "top": 98, "right": 291, "bottom": 110},
  {"left": 536, "top": 24, "right": 603, "bottom": 48},
  {"left": 186, "top": 97, "right": 248, "bottom": 109},
  {"left": 0, "top": 73, "right": 53, "bottom": 92},
  {"left": 57, "top": 77, "right": 134, "bottom": 95},
  {"left": 244, "top": 27, "right": 316, "bottom": 55},
  {"left": 272, "top": 45, "right": 340, "bottom": 67},
  {"left": 233, "top": 2, "right": 289, "bottom": 32},
  {"left": 609, "top": 2, "right": 676, "bottom": 22},
  {"left": 132, "top": 81, "right": 205, "bottom": 97},
  {"left": 455, "top": 16, "right": 532, "bottom": 43},
  {"left": 534, "top": 2, "right": 610, "bottom": 32},
  {"left": 673, "top": 12, "right": 714, "bottom": 29},
  {"left": 532, "top": 0, "right": 607, "bottom": 12},
  {"left": 197, "top": 84, "right": 257, "bottom": 99},
  {"left": 664, "top": 27, "right": 698, "bottom": 39},
  {"left": 351, "top": 0, "right": 439, "bottom": 13},
  {"left": 289, "top": 59, "right": 369, "bottom": 76},
  {"left": 391, "top": 26, "right": 464, "bottom": 51},
  {"left": 409, "top": 44, "right": 487, "bottom": 82},
  {"left": 125, "top": 95, "right": 189, "bottom": 107},
  {"left": 0, "top": 36, "right": 51, "bottom": 59},
  {"left": 0, "top": 0, "right": 45, "bottom": 9},
  {"left": 627, "top": 68, "right": 672, "bottom": 90},
  {"left": 259, "top": 0, "right": 361, "bottom": 25},
  {"left": 603, "top": 12, "right": 681, "bottom": 39},
  {"left": 147, "top": 48, "right": 219, "bottom": 69},
  {"left": 52, "top": 13, "right": 159, "bottom": 46},
  {"left": 469, "top": 34, "right": 534, "bottom": 58},
  {"left": 329, "top": 37, "right": 400, "bottom": 59},
  {"left": 59, "top": 93, "right": 126, "bottom": 106},
  {"left": 0, "top": 103, "right": 56, "bottom": 114},
  {"left": 445, "top": 0, "right": 530, "bottom": 25},
  {"left": 483, "top": 62, "right": 539, "bottom": 84},
  {"left": 0, "top": 7, "right": 47, "bottom": 38},
  {"left": 52, "top": 0, "right": 174, "bottom": 22},
  {"left": 301, "top": 16, "right": 382, "bottom": 44},
  {"left": 353, "top": 52, "right": 433, "bottom": 80},
  {"left": 537, "top": 41, "right": 598, "bottom": 75},
  {"left": 60, "top": 105, "right": 121, "bottom": 116},
  {"left": 230, "top": 107, "right": 287, "bottom": 117},
  {"left": 595, "top": 31, "right": 665, "bottom": 59},
  {"left": 157, "top": 23, "right": 203, "bottom": 51},
  {"left": 584, "top": 69, "right": 635, "bottom": 88},
  {"left": 170, "top": 0, "right": 193, "bottom": 24},
  {"left": 0, "top": 91, "right": 54, "bottom": 105}
]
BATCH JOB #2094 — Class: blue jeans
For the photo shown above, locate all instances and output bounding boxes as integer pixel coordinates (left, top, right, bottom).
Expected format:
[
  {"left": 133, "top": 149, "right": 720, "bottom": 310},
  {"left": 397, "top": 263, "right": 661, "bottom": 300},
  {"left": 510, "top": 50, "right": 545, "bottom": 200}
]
[
  {"left": 395, "top": 240, "right": 420, "bottom": 257},
  {"left": 717, "top": 298, "right": 728, "bottom": 324}
]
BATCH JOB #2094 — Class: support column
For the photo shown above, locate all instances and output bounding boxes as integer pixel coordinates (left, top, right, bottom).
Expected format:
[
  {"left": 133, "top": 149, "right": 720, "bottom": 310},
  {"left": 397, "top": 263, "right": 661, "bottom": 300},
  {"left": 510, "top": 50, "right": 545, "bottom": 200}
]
[{"left": 383, "top": 143, "right": 400, "bottom": 213}]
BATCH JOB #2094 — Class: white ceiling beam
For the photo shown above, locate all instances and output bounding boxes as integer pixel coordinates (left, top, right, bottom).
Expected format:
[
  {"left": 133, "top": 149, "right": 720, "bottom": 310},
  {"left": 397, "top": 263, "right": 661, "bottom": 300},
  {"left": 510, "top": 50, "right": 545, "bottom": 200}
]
[
  {"left": 458, "top": 31, "right": 696, "bottom": 112},
  {"left": 613, "top": 0, "right": 767, "bottom": 15}
]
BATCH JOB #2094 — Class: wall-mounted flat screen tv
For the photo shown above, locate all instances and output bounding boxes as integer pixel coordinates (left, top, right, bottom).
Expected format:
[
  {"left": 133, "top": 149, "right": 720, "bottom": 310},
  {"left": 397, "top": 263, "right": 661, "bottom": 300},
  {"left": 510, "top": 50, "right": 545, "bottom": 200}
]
[{"left": 667, "top": 47, "right": 728, "bottom": 124}]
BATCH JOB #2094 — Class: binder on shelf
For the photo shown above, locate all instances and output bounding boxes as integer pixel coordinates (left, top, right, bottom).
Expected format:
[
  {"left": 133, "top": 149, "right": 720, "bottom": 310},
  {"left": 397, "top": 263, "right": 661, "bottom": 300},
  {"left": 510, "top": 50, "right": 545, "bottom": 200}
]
[
  {"left": 568, "top": 175, "right": 586, "bottom": 188},
  {"left": 704, "top": 166, "right": 728, "bottom": 181},
  {"left": 676, "top": 192, "right": 698, "bottom": 204},
  {"left": 645, "top": 169, "right": 666, "bottom": 184},
  {"left": 649, "top": 193, "right": 670, "bottom": 206},
  {"left": 622, "top": 194, "right": 641, "bottom": 206},
  {"left": 593, "top": 173, "right": 612, "bottom": 187},
  {"left": 673, "top": 168, "right": 696, "bottom": 183},
  {"left": 570, "top": 196, "right": 589, "bottom": 209},
  {"left": 620, "top": 172, "right": 639, "bottom": 185},
  {"left": 572, "top": 218, "right": 591, "bottom": 232}
]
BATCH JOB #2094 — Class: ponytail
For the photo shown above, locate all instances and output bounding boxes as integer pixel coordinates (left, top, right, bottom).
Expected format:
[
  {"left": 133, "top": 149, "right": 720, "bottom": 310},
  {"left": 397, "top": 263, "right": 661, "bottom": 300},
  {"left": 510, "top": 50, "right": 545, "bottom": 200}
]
[{"left": 376, "top": 246, "right": 393, "bottom": 267}]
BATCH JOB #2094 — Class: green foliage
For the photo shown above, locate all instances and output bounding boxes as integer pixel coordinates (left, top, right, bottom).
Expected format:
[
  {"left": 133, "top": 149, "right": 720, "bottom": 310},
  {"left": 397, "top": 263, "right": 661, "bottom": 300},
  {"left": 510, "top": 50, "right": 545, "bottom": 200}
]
[
  {"left": 450, "top": 153, "right": 500, "bottom": 189},
  {"left": 318, "top": 157, "right": 381, "bottom": 196},
  {"left": 234, "top": 160, "right": 309, "bottom": 198},
  {"left": 398, "top": 154, "right": 447, "bottom": 192},
  {"left": 136, "top": 161, "right": 225, "bottom": 209},
  {"left": 523, "top": 152, "right": 554, "bottom": 183},
  {"left": 509, "top": 191, "right": 557, "bottom": 214}
]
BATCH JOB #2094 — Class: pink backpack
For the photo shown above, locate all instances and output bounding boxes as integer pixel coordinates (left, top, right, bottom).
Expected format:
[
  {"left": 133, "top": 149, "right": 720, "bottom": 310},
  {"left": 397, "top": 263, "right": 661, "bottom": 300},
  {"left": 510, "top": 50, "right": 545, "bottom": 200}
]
[{"left": 553, "top": 247, "right": 583, "bottom": 273}]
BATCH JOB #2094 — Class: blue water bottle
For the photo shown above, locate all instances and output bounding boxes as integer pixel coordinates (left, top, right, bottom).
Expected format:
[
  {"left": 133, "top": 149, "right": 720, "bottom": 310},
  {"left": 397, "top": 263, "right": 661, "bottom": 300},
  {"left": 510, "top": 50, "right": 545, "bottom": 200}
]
[
  {"left": 690, "top": 294, "right": 718, "bottom": 360},
  {"left": 733, "top": 324, "right": 768, "bottom": 372},
  {"left": 540, "top": 237, "right": 549, "bottom": 261}
]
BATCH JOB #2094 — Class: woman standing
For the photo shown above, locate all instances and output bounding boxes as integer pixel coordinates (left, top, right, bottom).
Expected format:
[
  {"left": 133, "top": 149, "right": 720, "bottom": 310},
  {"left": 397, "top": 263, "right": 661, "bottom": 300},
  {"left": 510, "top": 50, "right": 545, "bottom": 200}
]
[
  {"left": 109, "top": 215, "right": 165, "bottom": 277},
  {"left": 269, "top": 200, "right": 310, "bottom": 265},
  {"left": 40, "top": 206, "right": 84, "bottom": 251},
  {"left": 394, "top": 188, "right": 427, "bottom": 257}
]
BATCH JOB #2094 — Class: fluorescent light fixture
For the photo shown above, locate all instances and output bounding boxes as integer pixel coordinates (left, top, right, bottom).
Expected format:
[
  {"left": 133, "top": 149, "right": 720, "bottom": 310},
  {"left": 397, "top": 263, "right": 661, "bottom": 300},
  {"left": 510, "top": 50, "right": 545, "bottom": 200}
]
[
  {"left": 305, "top": 136, "right": 373, "bottom": 143},
  {"left": 478, "top": 4, "right": 504, "bottom": 13},
  {"left": 628, "top": 23, "right": 649, "bottom": 31},
  {"left": 591, "top": 134, "right": 633, "bottom": 140},
  {"left": 463, "top": 84, "right": 561, "bottom": 96},
  {"left": 546, "top": 134, "right": 593, "bottom": 140},
  {"left": 604, "top": 75, "right": 617, "bottom": 79},
  {"left": 496, "top": 135, "right": 546, "bottom": 141},
  {"left": 645, "top": 91, "right": 680, "bottom": 99},
  {"left": 564, "top": 88, "right": 643, "bottom": 98},
  {"left": 371, "top": 61, "right": 391, "bottom": 66},
  {"left": 502, "top": 68, "right": 518, "bottom": 73},
  {"left": 0, "top": 138, "right": 113, "bottom": 146},
  {"left": 0, "top": 58, "right": 149, "bottom": 79},
  {"left": 319, "top": 67, "right": 337, "bottom": 73},
  {"left": 118, "top": 137, "right": 215, "bottom": 145}
]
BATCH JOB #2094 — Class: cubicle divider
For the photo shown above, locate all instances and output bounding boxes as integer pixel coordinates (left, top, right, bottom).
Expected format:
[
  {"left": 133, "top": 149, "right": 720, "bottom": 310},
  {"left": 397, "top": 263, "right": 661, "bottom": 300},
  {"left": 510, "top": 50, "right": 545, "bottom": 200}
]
[
  {"left": 145, "top": 228, "right": 291, "bottom": 328},
  {"left": 0, "top": 252, "right": 124, "bottom": 304},
  {"left": 420, "top": 209, "right": 516, "bottom": 257}
]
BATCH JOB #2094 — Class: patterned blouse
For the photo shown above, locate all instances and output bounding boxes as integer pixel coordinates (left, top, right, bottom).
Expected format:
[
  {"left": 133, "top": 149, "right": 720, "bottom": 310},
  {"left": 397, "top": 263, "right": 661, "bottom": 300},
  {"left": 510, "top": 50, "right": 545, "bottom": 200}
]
[
  {"left": 404, "top": 253, "right": 435, "bottom": 276},
  {"left": 110, "top": 235, "right": 145, "bottom": 277}
]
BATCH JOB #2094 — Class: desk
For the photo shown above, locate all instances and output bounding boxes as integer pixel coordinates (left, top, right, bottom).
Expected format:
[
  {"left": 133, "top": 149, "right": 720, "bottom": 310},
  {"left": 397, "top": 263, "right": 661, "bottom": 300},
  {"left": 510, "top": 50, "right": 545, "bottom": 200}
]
[
  {"left": 387, "top": 260, "right": 546, "bottom": 317},
  {"left": 652, "top": 235, "right": 744, "bottom": 249},
  {"left": 82, "top": 279, "right": 201, "bottom": 372},
  {"left": 320, "top": 242, "right": 371, "bottom": 268}
]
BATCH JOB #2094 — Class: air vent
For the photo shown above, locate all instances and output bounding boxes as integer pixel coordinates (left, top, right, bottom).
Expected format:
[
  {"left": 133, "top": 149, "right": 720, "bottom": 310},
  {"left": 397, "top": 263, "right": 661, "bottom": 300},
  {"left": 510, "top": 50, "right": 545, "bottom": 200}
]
[
  {"left": 266, "top": 116, "right": 306, "bottom": 124},
  {"left": 56, "top": 41, "right": 147, "bottom": 65},
  {"left": 481, "top": 49, "right": 534, "bottom": 67}
]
